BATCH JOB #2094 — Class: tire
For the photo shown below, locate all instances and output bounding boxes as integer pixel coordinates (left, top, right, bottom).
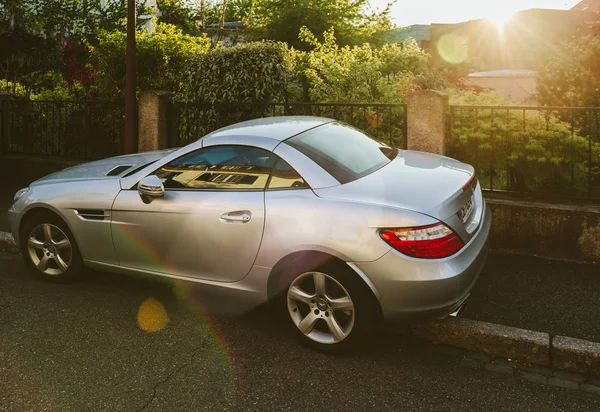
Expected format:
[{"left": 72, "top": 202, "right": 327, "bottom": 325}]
[
  {"left": 274, "top": 259, "right": 381, "bottom": 353},
  {"left": 20, "top": 212, "right": 84, "bottom": 283}
]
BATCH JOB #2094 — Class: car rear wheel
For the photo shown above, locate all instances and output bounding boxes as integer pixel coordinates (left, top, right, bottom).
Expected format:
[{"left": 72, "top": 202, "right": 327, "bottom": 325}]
[
  {"left": 20, "top": 214, "right": 84, "bottom": 283},
  {"left": 279, "top": 261, "right": 380, "bottom": 352}
]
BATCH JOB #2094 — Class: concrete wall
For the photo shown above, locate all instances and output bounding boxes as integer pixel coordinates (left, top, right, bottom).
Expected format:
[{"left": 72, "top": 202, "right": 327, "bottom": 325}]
[{"left": 487, "top": 196, "right": 600, "bottom": 263}]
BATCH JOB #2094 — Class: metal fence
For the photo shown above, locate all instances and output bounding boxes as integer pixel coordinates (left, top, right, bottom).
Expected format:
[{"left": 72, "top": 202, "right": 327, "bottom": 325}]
[
  {"left": 448, "top": 105, "right": 600, "bottom": 200},
  {"left": 0, "top": 100, "right": 124, "bottom": 159},
  {"left": 168, "top": 101, "right": 408, "bottom": 149}
]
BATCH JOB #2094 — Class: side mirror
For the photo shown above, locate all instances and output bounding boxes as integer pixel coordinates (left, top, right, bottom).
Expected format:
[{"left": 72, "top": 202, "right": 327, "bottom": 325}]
[{"left": 138, "top": 175, "right": 164, "bottom": 203}]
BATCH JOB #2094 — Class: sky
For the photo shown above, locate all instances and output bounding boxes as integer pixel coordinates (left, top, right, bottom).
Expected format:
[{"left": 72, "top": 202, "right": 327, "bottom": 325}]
[{"left": 372, "top": 0, "right": 583, "bottom": 27}]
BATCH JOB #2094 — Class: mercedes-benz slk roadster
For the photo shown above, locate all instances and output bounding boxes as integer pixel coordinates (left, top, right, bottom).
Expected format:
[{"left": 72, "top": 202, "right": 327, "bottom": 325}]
[{"left": 9, "top": 117, "right": 490, "bottom": 351}]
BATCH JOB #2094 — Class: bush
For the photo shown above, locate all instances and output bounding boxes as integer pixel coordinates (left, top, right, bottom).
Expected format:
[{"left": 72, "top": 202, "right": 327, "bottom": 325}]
[
  {"left": 0, "top": 79, "right": 28, "bottom": 97},
  {"left": 295, "top": 27, "right": 430, "bottom": 104},
  {"left": 445, "top": 87, "right": 507, "bottom": 106},
  {"left": 176, "top": 41, "right": 294, "bottom": 104},
  {"left": 88, "top": 22, "right": 211, "bottom": 100},
  {"left": 173, "top": 41, "right": 295, "bottom": 143},
  {"left": 446, "top": 89, "right": 600, "bottom": 196}
]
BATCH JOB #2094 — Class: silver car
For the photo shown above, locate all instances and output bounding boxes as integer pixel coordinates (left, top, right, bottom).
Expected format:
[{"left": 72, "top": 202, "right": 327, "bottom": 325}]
[{"left": 8, "top": 117, "right": 490, "bottom": 351}]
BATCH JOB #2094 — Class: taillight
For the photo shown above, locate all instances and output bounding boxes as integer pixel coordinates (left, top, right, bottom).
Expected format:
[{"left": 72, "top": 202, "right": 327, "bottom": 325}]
[{"left": 379, "top": 223, "right": 464, "bottom": 259}]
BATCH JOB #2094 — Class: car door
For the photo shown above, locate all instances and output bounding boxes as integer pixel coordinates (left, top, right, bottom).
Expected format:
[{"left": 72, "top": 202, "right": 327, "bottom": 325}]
[{"left": 111, "top": 145, "right": 276, "bottom": 282}]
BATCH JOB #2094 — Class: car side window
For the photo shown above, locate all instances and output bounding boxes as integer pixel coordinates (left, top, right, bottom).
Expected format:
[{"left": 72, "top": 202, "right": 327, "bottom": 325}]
[
  {"left": 152, "top": 145, "right": 276, "bottom": 190},
  {"left": 267, "top": 159, "right": 309, "bottom": 190}
]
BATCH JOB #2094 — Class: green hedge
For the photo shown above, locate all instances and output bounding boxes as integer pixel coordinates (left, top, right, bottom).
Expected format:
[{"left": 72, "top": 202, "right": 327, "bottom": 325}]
[{"left": 176, "top": 41, "right": 294, "bottom": 104}]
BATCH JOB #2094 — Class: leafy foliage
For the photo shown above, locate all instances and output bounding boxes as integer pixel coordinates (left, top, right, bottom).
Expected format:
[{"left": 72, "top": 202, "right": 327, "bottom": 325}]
[
  {"left": 245, "top": 0, "right": 393, "bottom": 50},
  {"left": 0, "top": 0, "right": 157, "bottom": 95},
  {"left": 294, "top": 27, "right": 429, "bottom": 104},
  {"left": 176, "top": 41, "right": 294, "bottom": 103},
  {"left": 537, "top": 36, "right": 600, "bottom": 108},
  {"left": 157, "top": 0, "right": 202, "bottom": 35},
  {"left": 174, "top": 41, "right": 295, "bottom": 142},
  {"left": 447, "top": 89, "right": 600, "bottom": 196},
  {"left": 0, "top": 28, "right": 59, "bottom": 90},
  {"left": 88, "top": 23, "right": 211, "bottom": 100}
]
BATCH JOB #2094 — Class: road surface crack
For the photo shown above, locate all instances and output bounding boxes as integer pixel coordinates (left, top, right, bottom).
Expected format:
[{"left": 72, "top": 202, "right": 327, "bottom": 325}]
[{"left": 136, "top": 345, "right": 203, "bottom": 411}]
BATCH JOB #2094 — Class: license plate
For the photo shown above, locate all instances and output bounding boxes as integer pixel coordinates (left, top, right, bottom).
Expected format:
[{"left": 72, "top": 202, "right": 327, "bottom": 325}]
[{"left": 458, "top": 198, "right": 474, "bottom": 223}]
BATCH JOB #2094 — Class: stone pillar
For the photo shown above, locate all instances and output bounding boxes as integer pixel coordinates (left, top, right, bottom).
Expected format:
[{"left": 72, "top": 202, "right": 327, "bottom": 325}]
[
  {"left": 138, "top": 91, "right": 171, "bottom": 152},
  {"left": 406, "top": 90, "right": 448, "bottom": 155}
]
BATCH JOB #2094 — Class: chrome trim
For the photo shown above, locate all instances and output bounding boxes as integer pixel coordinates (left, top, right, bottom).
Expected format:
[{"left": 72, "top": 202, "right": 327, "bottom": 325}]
[{"left": 75, "top": 210, "right": 109, "bottom": 221}]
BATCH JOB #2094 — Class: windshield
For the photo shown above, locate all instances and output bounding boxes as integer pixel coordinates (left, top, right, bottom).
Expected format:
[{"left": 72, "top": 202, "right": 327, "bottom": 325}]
[{"left": 286, "top": 122, "right": 396, "bottom": 184}]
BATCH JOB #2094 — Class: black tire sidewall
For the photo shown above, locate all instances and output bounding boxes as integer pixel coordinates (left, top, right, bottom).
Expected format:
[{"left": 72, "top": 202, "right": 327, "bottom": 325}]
[{"left": 20, "top": 212, "right": 84, "bottom": 283}]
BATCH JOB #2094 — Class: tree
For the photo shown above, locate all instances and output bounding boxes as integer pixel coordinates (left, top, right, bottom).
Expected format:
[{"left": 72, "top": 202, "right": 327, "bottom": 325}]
[
  {"left": 295, "top": 27, "right": 429, "bottom": 103},
  {"left": 537, "top": 36, "right": 600, "bottom": 108},
  {"left": 0, "top": 0, "right": 162, "bottom": 96},
  {"left": 245, "top": 0, "right": 393, "bottom": 50},
  {"left": 204, "top": 0, "right": 252, "bottom": 26},
  {"left": 88, "top": 22, "right": 211, "bottom": 99},
  {"left": 156, "top": 0, "right": 202, "bottom": 35}
]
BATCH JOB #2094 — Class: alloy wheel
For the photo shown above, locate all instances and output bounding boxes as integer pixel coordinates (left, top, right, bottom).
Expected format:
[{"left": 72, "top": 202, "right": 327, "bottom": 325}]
[
  {"left": 27, "top": 223, "right": 73, "bottom": 276},
  {"left": 287, "top": 272, "right": 355, "bottom": 344}
]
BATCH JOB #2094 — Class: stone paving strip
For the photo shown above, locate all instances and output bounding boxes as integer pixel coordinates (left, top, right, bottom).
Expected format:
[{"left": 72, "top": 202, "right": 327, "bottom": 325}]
[
  {"left": 411, "top": 317, "right": 600, "bottom": 394},
  {"left": 2, "top": 230, "right": 599, "bottom": 395}
]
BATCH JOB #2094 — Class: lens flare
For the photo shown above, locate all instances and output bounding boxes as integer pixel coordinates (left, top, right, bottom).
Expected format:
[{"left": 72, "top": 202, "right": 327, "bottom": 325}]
[
  {"left": 437, "top": 34, "right": 469, "bottom": 65},
  {"left": 137, "top": 297, "right": 169, "bottom": 332},
  {"left": 115, "top": 220, "right": 239, "bottom": 406}
]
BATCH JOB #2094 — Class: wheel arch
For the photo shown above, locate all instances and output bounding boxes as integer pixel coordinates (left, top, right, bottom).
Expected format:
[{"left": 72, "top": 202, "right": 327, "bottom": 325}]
[
  {"left": 19, "top": 206, "right": 74, "bottom": 243},
  {"left": 266, "top": 250, "right": 381, "bottom": 308}
]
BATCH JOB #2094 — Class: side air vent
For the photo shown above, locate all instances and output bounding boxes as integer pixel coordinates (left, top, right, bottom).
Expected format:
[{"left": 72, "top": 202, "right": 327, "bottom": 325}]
[
  {"left": 106, "top": 165, "right": 134, "bottom": 176},
  {"left": 75, "top": 209, "right": 108, "bottom": 221}
]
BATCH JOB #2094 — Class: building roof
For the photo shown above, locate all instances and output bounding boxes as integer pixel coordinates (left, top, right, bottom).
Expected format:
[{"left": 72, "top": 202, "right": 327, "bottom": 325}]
[
  {"left": 468, "top": 70, "right": 538, "bottom": 78},
  {"left": 571, "top": 0, "right": 600, "bottom": 13}
]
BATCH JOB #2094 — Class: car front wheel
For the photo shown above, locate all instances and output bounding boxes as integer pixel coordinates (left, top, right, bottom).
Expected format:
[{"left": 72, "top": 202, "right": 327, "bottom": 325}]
[{"left": 20, "top": 213, "right": 84, "bottom": 283}]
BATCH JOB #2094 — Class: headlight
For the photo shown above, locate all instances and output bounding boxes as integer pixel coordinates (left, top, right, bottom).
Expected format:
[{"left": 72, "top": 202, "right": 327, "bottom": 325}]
[{"left": 13, "top": 187, "right": 30, "bottom": 203}]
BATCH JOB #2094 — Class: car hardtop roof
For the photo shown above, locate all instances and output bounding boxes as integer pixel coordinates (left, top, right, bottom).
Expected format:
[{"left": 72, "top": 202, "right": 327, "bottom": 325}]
[{"left": 201, "top": 116, "right": 334, "bottom": 143}]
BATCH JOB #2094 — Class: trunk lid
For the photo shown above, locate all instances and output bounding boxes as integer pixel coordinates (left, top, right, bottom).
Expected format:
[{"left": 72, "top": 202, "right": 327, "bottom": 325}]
[{"left": 314, "top": 150, "right": 482, "bottom": 240}]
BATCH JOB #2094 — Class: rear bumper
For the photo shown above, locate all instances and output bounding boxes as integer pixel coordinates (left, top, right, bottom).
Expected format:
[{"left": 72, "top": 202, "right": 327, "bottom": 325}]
[{"left": 352, "top": 204, "right": 491, "bottom": 321}]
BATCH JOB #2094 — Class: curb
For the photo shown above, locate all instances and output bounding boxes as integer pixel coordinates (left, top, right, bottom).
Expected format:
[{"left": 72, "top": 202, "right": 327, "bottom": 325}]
[
  {"left": 410, "top": 317, "right": 600, "bottom": 377},
  {"left": 412, "top": 317, "right": 549, "bottom": 365},
  {"left": 552, "top": 336, "right": 600, "bottom": 376},
  {"left": 0, "top": 231, "right": 19, "bottom": 254}
]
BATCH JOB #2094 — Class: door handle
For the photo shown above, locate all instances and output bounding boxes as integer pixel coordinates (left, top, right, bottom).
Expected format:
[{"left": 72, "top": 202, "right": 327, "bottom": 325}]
[{"left": 220, "top": 211, "right": 251, "bottom": 223}]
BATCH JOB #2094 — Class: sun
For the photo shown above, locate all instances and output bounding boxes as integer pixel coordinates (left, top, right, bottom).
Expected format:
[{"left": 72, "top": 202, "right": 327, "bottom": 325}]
[{"left": 487, "top": 11, "right": 514, "bottom": 29}]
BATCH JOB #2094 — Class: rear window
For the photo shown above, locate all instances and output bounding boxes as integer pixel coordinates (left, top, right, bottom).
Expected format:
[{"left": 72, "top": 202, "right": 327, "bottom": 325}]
[{"left": 286, "top": 122, "right": 396, "bottom": 184}]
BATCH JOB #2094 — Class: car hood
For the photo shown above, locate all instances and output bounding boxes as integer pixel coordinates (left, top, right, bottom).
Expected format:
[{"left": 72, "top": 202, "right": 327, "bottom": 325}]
[
  {"left": 31, "top": 149, "right": 177, "bottom": 186},
  {"left": 314, "top": 150, "right": 475, "bottom": 220}
]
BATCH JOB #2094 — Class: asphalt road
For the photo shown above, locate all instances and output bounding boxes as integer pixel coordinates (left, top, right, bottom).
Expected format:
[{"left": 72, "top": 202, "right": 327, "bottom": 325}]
[
  {"left": 462, "top": 254, "right": 600, "bottom": 342},
  {"left": 1, "top": 252, "right": 599, "bottom": 412}
]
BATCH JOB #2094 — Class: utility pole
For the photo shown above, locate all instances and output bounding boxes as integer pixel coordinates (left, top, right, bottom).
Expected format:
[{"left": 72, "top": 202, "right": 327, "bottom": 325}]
[{"left": 124, "top": 0, "right": 137, "bottom": 154}]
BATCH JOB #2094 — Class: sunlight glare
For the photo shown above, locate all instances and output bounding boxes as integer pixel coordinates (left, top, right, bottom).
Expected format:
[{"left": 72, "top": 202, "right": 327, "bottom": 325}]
[{"left": 487, "top": 11, "right": 514, "bottom": 30}]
